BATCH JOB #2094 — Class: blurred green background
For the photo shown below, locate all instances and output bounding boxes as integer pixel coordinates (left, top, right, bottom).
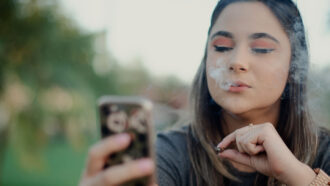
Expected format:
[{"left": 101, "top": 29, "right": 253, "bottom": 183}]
[
  {"left": 0, "top": 0, "right": 329, "bottom": 185},
  {"left": 0, "top": 1, "right": 188, "bottom": 185}
]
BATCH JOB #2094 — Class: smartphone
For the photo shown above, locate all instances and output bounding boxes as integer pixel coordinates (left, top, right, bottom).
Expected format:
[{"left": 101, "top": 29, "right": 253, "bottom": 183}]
[{"left": 98, "top": 95, "right": 155, "bottom": 186}]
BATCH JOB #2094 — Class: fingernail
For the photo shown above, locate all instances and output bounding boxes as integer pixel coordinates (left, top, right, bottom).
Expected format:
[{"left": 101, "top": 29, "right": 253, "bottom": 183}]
[
  {"left": 217, "top": 141, "right": 222, "bottom": 148},
  {"left": 116, "top": 133, "right": 130, "bottom": 145},
  {"left": 138, "top": 159, "right": 154, "bottom": 172}
]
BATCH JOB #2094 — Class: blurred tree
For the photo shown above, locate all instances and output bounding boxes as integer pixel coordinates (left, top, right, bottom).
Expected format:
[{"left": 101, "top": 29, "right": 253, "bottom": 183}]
[
  {"left": 0, "top": 0, "right": 185, "bottom": 176},
  {"left": 0, "top": 0, "right": 102, "bottom": 172},
  {"left": 0, "top": 0, "right": 190, "bottom": 184}
]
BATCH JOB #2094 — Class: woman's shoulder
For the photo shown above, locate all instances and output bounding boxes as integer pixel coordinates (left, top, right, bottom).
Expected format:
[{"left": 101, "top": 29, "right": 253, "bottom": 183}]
[
  {"left": 154, "top": 125, "right": 192, "bottom": 186},
  {"left": 312, "top": 127, "right": 330, "bottom": 174},
  {"left": 155, "top": 125, "right": 190, "bottom": 154},
  {"left": 156, "top": 125, "right": 190, "bottom": 138}
]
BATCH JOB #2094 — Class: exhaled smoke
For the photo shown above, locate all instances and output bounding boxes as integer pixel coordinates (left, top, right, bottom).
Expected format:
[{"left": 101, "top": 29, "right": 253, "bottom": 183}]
[
  {"left": 208, "top": 58, "right": 232, "bottom": 91},
  {"left": 288, "top": 18, "right": 309, "bottom": 85}
]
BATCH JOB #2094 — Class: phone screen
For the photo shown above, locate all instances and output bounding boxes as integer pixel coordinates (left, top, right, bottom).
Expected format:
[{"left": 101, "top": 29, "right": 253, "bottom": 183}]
[{"left": 98, "top": 96, "right": 154, "bottom": 186}]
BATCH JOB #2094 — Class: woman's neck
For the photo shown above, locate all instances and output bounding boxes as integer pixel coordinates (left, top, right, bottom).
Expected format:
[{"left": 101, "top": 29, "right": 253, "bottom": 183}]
[{"left": 221, "top": 100, "right": 281, "bottom": 135}]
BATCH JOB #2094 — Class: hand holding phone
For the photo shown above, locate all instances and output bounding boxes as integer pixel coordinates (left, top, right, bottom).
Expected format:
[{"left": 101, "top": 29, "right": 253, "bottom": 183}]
[{"left": 79, "top": 96, "right": 156, "bottom": 186}]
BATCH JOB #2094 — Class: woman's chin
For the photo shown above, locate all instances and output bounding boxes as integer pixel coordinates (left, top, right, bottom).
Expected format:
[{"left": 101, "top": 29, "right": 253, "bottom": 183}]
[
  {"left": 223, "top": 106, "right": 251, "bottom": 116},
  {"left": 213, "top": 98, "right": 251, "bottom": 114}
]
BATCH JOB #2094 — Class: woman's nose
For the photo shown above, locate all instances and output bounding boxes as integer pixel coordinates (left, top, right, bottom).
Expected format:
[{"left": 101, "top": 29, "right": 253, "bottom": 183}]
[{"left": 228, "top": 46, "right": 250, "bottom": 73}]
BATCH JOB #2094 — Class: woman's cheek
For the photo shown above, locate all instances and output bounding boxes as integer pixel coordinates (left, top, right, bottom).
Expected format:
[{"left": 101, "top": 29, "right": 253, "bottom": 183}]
[{"left": 257, "top": 69, "right": 287, "bottom": 102}]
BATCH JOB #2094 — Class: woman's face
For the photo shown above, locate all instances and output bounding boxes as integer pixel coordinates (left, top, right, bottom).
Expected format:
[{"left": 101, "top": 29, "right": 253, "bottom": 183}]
[{"left": 206, "top": 2, "right": 291, "bottom": 115}]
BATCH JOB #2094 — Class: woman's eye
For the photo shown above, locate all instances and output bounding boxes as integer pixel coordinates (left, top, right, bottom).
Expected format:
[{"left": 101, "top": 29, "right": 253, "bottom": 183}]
[
  {"left": 252, "top": 48, "right": 274, "bottom": 54},
  {"left": 214, "top": 46, "right": 233, "bottom": 52}
]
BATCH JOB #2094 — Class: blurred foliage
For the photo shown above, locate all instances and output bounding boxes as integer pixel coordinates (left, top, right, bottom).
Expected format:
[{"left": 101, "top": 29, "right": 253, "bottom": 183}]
[
  {"left": 0, "top": 0, "right": 99, "bottom": 173},
  {"left": 0, "top": 0, "right": 187, "bottom": 185}
]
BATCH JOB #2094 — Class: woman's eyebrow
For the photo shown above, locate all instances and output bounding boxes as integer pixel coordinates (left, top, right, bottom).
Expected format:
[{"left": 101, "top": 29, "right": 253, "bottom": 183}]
[
  {"left": 210, "top": 31, "right": 233, "bottom": 40},
  {"left": 249, "top": 33, "right": 279, "bottom": 43}
]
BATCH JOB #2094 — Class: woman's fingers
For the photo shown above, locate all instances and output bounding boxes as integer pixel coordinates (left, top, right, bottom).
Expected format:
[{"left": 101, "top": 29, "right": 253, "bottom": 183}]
[
  {"left": 85, "top": 133, "right": 131, "bottom": 177},
  {"left": 218, "top": 123, "right": 304, "bottom": 180},
  {"left": 240, "top": 132, "right": 265, "bottom": 155},
  {"left": 217, "top": 124, "right": 266, "bottom": 155},
  {"left": 218, "top": 149, "right": 270, "bottom": 174},
  {"left": 219, "top": 148, "right": 271, "bottom": 176},
  {"left": 246, "top": 143, "right": 265, "bottom": 155},
  {"left": 236, "top": 136, "right": 245, "bottom": 153},
  {"left": 90, "top": 158, "right": 154, "bottom": 186},
  {"left": 80, "top": 133, "right": 157, "bottom": 186},
  {"left": 217, "top": 125, "right": 250, "bottom": 150},
  {"left": 217, "top": 128, "right": 239, "bottom": 149},
  {"left": 218, "top": 149, "right": 251, "bottom": 166}
]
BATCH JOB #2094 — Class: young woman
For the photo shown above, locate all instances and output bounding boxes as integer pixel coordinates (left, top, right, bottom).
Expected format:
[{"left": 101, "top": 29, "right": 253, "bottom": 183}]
[{"left": 80, "top": 0, "right": 330, "bottom": 185}]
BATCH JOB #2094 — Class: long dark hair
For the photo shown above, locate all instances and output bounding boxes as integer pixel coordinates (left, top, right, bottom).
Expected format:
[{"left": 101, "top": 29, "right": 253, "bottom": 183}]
[{"left": 187, "top": 0, "right": 318, "bottom": 185}]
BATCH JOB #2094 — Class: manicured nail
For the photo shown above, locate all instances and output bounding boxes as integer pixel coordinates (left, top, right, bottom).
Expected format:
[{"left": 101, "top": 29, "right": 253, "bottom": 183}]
[{"left": 138, "top": 159, "right": 154, "bottom": 172}]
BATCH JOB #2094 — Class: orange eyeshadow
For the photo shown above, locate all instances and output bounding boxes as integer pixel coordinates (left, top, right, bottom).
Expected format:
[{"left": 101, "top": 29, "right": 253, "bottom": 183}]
[
  {"left": 251, "top": 40, "right": 276, "bottom": 48},
  {"left": 212, "top": 37, "right": 234, "bottom": 46}
]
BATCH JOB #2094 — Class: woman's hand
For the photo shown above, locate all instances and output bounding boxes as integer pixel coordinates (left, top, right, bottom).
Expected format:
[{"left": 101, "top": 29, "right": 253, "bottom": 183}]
[
  {"left": 217, "top": 123, "right": 316, "bottom": 186},
  {"left": 79, "top": 133, "right": 156, "bottom": 186}
]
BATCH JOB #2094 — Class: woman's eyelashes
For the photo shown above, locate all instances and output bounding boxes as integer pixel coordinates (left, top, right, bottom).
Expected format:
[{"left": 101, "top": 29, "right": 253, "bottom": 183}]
[
  {"left": 212, "top": 38, "right": 276, "bottom": 54},
  {"left": 252, "top": 48, "right": 275, "bottom": 54},
  {"left": 251, "top": 40, "right": 276, "bottom": 54},
  {"left": 213, "top": 45, "right": 274, "bottom": 53},
  {"left": 214, "top": 46, "right": 233, "bottom": 52}
]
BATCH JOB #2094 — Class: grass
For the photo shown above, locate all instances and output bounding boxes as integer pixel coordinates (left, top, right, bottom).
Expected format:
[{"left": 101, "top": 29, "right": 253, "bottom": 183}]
[{"left": 1, "top": 138, "right": 91, "bottom": 186}]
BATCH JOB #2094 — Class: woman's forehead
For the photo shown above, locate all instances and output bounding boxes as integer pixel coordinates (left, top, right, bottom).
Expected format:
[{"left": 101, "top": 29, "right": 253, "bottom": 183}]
[{"left": 210, "top": 2, "right": 287, "bottom": 40}]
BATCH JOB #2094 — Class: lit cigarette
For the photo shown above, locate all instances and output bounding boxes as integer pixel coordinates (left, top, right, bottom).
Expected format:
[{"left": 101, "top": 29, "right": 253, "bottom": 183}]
[{"left": 214, "top": 146, "right": 225, "bottom": 153}]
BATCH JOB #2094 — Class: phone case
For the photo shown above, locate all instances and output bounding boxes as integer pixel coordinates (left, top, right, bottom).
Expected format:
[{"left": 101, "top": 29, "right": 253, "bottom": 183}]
[{"left": 98, "top": 96, "right": 155, "bottom": 186}]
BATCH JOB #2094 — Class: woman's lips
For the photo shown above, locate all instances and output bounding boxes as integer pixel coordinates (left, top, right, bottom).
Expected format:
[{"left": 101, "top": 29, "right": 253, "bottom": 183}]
[{"left": 228, "top": 81, "right": 251, "bottom": 93}]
